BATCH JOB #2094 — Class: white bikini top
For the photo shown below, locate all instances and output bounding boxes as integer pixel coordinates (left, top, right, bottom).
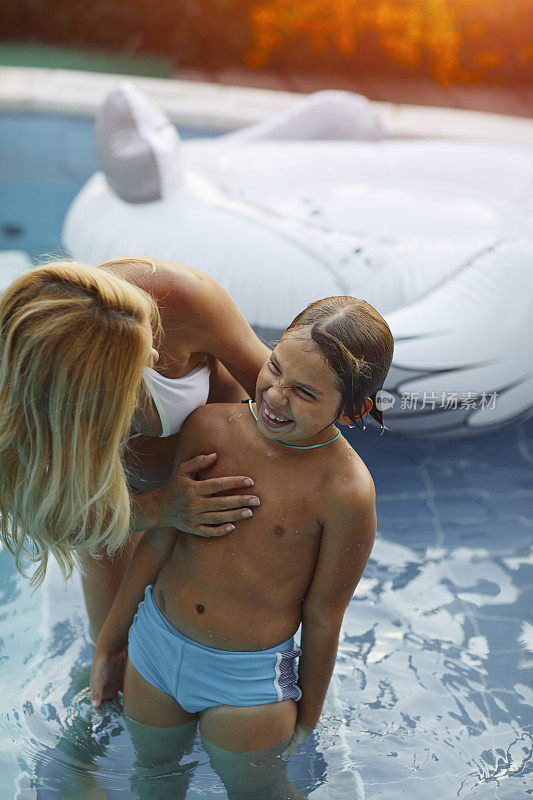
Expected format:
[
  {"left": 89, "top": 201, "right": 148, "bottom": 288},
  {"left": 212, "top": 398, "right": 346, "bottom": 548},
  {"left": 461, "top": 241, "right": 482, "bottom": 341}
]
[{"left": 142, "top": 361, "right": 211, "bottom": 437}]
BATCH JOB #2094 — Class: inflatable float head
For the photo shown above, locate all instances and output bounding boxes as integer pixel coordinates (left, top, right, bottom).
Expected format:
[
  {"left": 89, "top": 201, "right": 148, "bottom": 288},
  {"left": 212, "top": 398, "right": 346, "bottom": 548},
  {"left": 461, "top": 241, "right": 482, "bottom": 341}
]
[{"left": 96, "top": 81, "right": 182, "bottom": 203}]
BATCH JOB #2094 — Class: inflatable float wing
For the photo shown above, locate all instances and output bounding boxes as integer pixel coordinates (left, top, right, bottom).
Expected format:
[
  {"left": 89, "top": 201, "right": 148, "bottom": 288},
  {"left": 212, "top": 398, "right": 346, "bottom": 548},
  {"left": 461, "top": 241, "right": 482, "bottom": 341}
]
[
  {"left": 63, "top": 82, "right": 533, "bottom": 437},
  {"left": 384, "top": 238, "right": 533, "bottom": 437}
]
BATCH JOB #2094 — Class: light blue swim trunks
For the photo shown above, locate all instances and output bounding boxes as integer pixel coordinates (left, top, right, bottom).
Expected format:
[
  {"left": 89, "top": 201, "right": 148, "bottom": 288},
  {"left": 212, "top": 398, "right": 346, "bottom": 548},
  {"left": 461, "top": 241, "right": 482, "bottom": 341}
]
[{"left": 128, "top": 585, "right": 302, "bottom": 714}]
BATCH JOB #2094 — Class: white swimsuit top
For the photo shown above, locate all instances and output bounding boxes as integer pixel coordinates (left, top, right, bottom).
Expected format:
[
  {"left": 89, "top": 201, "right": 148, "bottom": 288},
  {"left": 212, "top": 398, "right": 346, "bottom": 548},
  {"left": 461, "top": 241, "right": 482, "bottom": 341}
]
[{"left": 142, "top": 361, "right": 211, "bottom": 437}]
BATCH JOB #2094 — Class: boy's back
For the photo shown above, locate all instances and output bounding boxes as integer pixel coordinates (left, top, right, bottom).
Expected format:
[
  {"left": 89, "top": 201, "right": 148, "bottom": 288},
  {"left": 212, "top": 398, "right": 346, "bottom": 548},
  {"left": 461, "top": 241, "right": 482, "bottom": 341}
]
[{"left": 155, "top": 402, "right": 371, "bottom": 651}]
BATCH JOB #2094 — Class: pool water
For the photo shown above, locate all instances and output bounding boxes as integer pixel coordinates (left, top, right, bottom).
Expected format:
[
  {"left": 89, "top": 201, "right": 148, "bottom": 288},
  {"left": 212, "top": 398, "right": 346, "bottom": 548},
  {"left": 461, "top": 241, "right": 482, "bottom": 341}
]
[{"left": 0, "top": 111, "right": 532, "bottom": 799}]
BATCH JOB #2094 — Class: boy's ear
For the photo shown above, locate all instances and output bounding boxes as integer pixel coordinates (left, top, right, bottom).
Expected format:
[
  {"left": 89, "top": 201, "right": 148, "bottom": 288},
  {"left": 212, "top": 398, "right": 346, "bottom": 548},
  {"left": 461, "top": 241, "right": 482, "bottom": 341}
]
[{"left": 336, "top": 396, "right": 373, "bottom": 426}]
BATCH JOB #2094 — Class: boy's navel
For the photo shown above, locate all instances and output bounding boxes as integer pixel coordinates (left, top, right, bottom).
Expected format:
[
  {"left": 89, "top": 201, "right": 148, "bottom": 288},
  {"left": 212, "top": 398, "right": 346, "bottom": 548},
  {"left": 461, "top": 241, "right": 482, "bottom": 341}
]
[
  {"left": 274, "top": 526, "right": 285, "bottom": 537},
  {"left": 195, "top": 603, "right": 205, "bottom": 614}
]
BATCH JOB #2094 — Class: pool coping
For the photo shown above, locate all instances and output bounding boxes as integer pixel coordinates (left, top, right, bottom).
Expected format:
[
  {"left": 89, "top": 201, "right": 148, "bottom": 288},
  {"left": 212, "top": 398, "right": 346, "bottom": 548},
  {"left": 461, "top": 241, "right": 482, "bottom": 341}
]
[{"left": 1, "top": 65, "right": 533, "bottom": 144}]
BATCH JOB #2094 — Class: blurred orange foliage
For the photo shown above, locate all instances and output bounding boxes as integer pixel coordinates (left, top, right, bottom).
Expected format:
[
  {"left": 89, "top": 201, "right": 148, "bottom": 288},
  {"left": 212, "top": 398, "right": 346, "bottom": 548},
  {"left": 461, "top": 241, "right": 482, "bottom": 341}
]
[{"left": 245, "top": 0, "right": 532, "bottom": 85}]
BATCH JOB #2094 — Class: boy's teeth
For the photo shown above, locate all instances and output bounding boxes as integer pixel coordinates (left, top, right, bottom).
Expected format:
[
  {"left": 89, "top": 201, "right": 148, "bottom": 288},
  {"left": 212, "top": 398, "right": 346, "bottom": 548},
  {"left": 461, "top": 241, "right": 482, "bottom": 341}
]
[{"left": 265, "top": 407, "right": 288, "bottom": 423}]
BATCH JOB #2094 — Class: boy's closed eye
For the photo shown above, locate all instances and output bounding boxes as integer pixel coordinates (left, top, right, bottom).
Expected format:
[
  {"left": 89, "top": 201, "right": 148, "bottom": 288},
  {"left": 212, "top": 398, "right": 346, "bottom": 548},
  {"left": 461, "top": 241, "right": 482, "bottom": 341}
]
[
  {"left": 269, "top": 362, "right": 315, "bottom": 400},
  {"left": 297, "top": 387, "right": 316, "bottom": 400},
  {"left": 269, "top": 356, "right": 319, "bottom": 400}
]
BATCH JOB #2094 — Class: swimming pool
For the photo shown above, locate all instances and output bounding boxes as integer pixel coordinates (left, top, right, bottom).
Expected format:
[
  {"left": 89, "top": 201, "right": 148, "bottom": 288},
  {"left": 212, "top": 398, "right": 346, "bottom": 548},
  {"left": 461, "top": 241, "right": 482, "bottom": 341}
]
[{"left": 0, "top": 110, "right": 532, "bottom": 799}]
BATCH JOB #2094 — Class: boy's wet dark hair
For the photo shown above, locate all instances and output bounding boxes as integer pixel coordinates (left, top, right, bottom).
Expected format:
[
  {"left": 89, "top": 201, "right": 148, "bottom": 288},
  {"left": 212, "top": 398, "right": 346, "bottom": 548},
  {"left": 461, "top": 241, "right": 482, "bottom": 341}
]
[{"left": 286, "top": 296, "right": 394, "bottom": 433}]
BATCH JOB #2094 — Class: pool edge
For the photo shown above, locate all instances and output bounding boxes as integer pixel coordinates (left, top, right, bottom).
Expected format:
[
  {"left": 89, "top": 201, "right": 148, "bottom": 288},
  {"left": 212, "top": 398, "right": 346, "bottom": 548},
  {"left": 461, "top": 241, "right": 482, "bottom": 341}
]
[{"left": 1, "top": 65, "right": 533, "bottom": 145}]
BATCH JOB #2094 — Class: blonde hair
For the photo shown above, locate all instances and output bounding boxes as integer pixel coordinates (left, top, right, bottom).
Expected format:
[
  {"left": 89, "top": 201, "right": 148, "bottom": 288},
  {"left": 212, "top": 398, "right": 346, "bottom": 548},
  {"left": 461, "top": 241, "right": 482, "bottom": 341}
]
[{"left": 0, "top": 260, "right": 161, "bottom": 587}]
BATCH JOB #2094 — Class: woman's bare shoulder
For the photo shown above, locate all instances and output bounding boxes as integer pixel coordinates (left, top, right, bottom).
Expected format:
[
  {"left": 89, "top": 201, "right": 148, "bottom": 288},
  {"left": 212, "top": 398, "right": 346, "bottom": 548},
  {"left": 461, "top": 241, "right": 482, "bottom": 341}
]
[
  {"left": 100, "top": 256, "right": 198, "bottom": 300},
  {"left": 99, "top": 257, "right": 222, "bottom": 338}
]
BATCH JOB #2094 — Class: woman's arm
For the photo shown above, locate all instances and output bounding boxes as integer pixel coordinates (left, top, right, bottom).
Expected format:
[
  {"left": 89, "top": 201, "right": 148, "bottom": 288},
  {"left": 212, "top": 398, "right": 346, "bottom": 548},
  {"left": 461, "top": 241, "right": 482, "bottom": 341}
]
[
  {"left": 197, "top": 278, "right": 271, "bottom": 398},
  {"left": 90, "top": 527, "right": 177, "bottom": 707},
  {"left": 163, "top": 265, "right": 271, "bottom": 398},
  {"left": 104, "top": 256, "right": 269, "bottom": 397},
  {"left": 296, "top": 476, "right": 377, "bottom": 730},
  {"left": 113, "top": 261, "right": 265, "bottom": 533}
]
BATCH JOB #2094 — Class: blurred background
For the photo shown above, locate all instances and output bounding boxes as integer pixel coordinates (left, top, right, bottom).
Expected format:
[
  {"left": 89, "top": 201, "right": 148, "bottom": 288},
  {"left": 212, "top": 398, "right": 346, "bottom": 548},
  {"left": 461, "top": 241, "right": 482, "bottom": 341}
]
[{"left": 1, "top": 0, "right": 532, "bottom": 115}]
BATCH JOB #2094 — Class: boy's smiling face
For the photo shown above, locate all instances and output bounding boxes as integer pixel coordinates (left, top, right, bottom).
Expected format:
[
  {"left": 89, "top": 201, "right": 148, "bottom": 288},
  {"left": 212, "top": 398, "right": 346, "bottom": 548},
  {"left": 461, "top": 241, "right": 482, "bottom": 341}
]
[{"left": 253, "top": 328, "right": 345, "bottom": 447}]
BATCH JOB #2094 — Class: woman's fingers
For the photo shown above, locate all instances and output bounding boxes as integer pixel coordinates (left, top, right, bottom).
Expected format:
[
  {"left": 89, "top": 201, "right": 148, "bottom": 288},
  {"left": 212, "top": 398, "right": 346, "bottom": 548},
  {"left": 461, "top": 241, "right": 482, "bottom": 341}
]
[
  {"left": 195, "top": 524, "right": 237, "bottom": 537},
  {"left": 196, "top": 490, "right": 260, "bottom": 512},
  {"left": 183, "top": 505, "right": 256, "bottom": 536},
  {"left": 90, "top": 651, "right": 126, "bottom": 708},
  {"left": 90, "top": 667, "right": 104, "bottom": 707},
  {"left": 202, "top": 506, "right": 255, "bottom": 524},
  {"left": 159, "top": 453, "right": 260, "bottom": 534},
  {"left": 196, "top": 475, "right": 257, "bottom": 498},
  {"left": 176, "top": 454, "right": 258, "bottom": 499},
  {"left": 177, "top": 452, "right": 218, "bottom": 479}
]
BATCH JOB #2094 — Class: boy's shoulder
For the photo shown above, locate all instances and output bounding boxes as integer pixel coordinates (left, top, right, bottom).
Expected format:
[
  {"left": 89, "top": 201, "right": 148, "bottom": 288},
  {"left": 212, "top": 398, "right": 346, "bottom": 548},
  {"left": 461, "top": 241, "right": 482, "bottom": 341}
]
[
  {"left": 320, "top": 439, "right": 376, "bottom": 517},
  {"left": 314, "top": 445, "right": 377, "bottom": 559},
  {"left": 181, "top": 402, "right": 248, "bottom": 440}
]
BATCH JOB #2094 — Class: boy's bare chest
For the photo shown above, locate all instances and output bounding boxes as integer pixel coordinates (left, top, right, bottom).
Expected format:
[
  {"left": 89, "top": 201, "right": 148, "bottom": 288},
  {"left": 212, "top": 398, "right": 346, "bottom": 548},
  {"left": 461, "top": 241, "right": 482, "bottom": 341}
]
[
  {"left": 201, "top": 445, "right": 326, "bottom": 548},
  {"left": 177, "top": 456, "right": 323, "bottom": 602},
  {"left": 163, "top": 417, "right": 343, "bottom": 631}
]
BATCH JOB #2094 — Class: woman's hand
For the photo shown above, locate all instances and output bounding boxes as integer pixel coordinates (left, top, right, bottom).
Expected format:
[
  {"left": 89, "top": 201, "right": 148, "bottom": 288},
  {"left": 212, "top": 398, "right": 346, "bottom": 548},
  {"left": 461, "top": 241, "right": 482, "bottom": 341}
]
[
  {"left": 155, "top": 452, "right": 260, "bottom": 537},
  {"left": 282, "top": 724, "right": 314, "bottom": 760},
  {"left": 90, "top": 646, "right": 127, "bottom": 708}
]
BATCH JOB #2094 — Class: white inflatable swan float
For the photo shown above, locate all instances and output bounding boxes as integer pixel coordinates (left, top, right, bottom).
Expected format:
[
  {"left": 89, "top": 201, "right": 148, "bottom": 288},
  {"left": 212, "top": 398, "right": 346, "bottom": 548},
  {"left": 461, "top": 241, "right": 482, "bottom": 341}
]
[{"left": 63, "top": 82, "right": 533, "bottom": 437}]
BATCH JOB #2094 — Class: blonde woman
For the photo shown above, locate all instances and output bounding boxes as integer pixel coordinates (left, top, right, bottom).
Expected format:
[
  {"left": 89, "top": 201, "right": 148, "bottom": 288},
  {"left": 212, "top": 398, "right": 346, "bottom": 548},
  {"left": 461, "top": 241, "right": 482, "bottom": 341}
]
[{"left": 0, "top": 256, "right": 266, "bottom": 640}]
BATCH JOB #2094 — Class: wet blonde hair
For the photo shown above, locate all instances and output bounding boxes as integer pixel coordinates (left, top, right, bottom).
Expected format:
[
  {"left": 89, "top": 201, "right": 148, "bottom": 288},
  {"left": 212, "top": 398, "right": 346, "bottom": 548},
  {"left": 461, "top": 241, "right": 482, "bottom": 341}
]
[{"left": 0, "top": 260, "right": 161, "bottom": 587}]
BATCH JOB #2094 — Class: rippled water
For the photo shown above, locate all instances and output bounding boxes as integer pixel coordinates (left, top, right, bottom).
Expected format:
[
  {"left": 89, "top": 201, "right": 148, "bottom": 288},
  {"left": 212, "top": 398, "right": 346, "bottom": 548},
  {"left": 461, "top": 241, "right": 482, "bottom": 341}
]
[{"left": 1, "top": 419, "right": 531, "bottom": 799}]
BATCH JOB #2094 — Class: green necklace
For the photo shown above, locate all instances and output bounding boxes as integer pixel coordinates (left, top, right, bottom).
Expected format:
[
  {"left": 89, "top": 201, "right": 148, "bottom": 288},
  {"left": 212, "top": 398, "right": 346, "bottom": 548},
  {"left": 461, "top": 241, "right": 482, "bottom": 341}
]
[{"left": 247, "top": 399, "right": 341, "bottom": 450}]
